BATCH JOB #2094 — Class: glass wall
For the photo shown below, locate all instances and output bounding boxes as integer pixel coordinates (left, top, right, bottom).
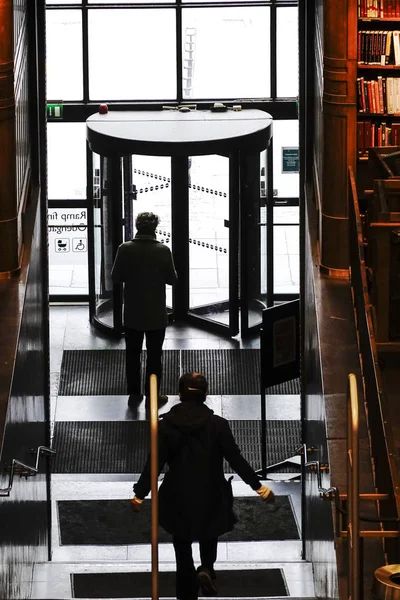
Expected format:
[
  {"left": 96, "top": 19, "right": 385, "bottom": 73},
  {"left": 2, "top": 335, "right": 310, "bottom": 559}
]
[
  {"left": 45, "top": 0, "right": 299, "bottom": 303},
  {"left": 47, "top": 123, "right": 89, "bottom": 296}
]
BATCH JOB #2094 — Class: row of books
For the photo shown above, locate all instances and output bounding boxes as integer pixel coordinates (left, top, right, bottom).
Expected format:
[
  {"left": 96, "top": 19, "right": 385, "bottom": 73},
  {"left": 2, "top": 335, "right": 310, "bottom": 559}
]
[
  {"left": 358, "top": 0, "right": 400, "bottom": 17},
  {"left": 357, "top": 76, "right": 400, "bottom": 113},
  {"left": 357, "top": 121, "right": 400, "bottom": 155},
  {"left": 358, "top": 30, "right": 400, "bottom": 64}
]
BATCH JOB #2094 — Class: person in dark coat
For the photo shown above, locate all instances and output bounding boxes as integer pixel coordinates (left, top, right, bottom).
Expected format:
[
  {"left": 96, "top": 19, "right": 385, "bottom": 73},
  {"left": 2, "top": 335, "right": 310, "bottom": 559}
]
[
  {"left": 131, "top": 372, "right": 275, "bottom": 600},
  {"left": 111, "top": 212, "right": 177, "bottom": 406}
]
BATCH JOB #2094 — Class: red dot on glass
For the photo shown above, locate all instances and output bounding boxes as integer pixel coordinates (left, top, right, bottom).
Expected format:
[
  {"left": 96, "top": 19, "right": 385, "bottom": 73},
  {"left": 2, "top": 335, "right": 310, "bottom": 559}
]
[{"left": 99, "top": 104, "right": 108, "bottom": 114}]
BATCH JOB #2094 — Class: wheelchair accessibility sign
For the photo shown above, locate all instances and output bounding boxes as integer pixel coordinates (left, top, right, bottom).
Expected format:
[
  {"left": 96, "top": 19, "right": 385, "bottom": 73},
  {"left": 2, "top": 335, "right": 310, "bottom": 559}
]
[{"left": 73, "top": 238, "right": 86, "bottom": 252}]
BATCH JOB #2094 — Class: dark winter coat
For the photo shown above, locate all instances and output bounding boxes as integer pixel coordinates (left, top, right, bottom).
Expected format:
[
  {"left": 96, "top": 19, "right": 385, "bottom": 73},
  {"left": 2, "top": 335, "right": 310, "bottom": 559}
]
[
  {"left": 111, "top": 234, "right": 177, "bottom": 331},
  {"left": 134, "top": 401, "right": 261, "bottom": 541}
]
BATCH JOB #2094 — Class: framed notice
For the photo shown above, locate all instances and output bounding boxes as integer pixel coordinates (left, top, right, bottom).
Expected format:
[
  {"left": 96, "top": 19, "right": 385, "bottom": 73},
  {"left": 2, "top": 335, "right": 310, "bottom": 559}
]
[
  {"left": 260, "top": 299, "right": 300, "bottom": 388},
  {"left": 282, "top": 147, "right": 299, "bottom": 173},
  {"left": 273, "top": 316, "right": 296, "bottom": 368}
]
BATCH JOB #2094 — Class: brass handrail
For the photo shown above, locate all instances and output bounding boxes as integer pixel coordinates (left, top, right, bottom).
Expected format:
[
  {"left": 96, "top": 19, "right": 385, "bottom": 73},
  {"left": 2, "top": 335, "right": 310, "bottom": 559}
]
[
  {"left": 347, "top": 372, "right": 360, "bottom": 600},
  {"left": 149, "top": 374, "right": 159, "bottom": 600},
  {"left": 0, "top": 446, "right": 56, "bottom": 497}
]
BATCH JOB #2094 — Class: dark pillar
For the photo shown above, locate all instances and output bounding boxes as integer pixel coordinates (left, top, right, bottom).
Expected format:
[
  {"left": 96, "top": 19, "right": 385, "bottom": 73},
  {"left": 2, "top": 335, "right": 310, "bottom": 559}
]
[
  {"left": 321, "top": 1, "right": 357, "bottom": 274},
  {"left": 0, "top": 0, "right": 18, "bottom": 275}
]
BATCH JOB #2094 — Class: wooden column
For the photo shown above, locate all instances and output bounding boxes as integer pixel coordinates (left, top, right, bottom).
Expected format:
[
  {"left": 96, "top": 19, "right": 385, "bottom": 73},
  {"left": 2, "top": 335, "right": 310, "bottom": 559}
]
[
  {"left": 0, "top": 0, "right": 18, "bottom": 275},
  {"left": 321, "top": 0, "right": 357, "bottom": 273}
]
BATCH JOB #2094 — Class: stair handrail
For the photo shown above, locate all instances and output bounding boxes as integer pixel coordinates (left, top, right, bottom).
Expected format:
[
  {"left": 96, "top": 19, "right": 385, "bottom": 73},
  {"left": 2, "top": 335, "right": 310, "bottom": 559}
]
[
  {"left": 0, "top": 445, "right": 56, "bottom": 497},
  {"left": 149, "top": 373, "right": 159, "bottom": 600},
  {"left": 347, "top": 372, "right": 360, "bottom": 600},
  {"left": 302, "top": 375, "right": 360, "bottom": 600}
]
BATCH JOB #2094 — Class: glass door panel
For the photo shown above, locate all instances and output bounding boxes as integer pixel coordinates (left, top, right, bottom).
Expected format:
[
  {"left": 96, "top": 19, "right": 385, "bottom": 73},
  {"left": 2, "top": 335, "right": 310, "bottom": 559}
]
[
  {"left": 130, "top": 155, "right": 172, "bottom": 307},
  {"left": 92, "top": 155, "right": 122, "bottom": 330},
  {"left": 240, "top": 151, "right": 269, "bottom": 334},
  {"left": 273, "top": 206, "right": 299, "bottom": 295},
  {"left": 188, "top": 155, "right": 230, "bottom": 327}
]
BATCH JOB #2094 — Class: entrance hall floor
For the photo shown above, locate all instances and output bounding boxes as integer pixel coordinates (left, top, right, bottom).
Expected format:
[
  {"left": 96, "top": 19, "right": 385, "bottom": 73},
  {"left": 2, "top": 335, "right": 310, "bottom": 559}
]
[{"left": 31, "top": 305, "right": 314, "bottom": 599}]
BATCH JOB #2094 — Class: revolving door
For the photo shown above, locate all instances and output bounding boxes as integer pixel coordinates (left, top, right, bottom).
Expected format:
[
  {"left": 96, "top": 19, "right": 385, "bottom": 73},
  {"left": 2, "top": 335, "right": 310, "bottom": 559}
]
[{"left": 87, "top": 109, "right": 273, "bottom": 337}]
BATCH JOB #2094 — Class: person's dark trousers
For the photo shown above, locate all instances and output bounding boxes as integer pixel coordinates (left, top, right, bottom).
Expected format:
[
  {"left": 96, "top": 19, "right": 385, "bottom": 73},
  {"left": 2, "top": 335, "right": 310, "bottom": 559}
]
[
  {"left": 124, "top": 328, "right": 166, "bottom": 396},
  {"left": 172, "top": 537, "right": 218, "bottom": 600}
]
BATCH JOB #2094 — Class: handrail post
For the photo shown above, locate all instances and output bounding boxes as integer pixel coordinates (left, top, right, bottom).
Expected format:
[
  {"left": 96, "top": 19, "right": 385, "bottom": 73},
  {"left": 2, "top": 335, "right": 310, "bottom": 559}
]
[
  {"left": 347, "top": 373, "right": 360, "bottom": 600},
  {"left": 150, "top": 374, "right": 159, "bottom": 600}
]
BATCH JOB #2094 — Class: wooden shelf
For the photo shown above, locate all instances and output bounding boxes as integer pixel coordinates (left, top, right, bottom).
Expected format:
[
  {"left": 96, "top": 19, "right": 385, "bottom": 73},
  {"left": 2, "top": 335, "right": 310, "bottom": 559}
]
[
  {"left": 359, "top": 17, "right": 400, "bottom": 21},
  {"left": 358, "top": 112, "right": 400, "bottom": 117},
  {"left": 358, "top": 64, "right": 400, "bottom": 69}
]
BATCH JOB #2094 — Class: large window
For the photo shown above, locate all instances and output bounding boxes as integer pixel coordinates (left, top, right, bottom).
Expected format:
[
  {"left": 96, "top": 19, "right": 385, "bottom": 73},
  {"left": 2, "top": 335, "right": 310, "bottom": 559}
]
[{"left": 46, "top": 0, "right": 299, "bottom": 301}]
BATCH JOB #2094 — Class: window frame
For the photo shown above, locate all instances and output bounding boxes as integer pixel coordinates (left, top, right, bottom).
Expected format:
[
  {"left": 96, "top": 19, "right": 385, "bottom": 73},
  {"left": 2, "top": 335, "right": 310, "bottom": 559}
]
[{"left": 46, "top": 0, "right": 299, "bottom": 304}]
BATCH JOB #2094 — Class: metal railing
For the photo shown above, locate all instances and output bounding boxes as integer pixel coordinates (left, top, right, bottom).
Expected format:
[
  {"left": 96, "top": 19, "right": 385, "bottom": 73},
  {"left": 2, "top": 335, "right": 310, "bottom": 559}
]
[
  {"left": 348, "top": 166, "right": 400, "bottom": 564},
  {"left": 0, "top": 446, "right": 56, "bottom": 497},
  {"left": 149, "top": 373, "right": 159, "bottom": 600},
  {"left": 347, "top": 372, "right": 360, "bottom": 600},
  {"left": 304, "top": 372, "right": 400, "bottom": 600}
]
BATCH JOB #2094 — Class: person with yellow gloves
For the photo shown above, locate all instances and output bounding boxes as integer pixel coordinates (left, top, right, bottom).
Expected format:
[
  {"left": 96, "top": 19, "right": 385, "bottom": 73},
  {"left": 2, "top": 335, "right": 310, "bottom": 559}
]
[{"left": 131, "top": 372, "right": 275, "bottom": 600}]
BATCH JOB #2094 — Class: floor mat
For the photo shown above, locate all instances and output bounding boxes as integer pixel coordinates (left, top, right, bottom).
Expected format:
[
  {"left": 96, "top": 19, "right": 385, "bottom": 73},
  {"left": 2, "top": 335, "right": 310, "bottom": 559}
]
[
  {"left": 52, "top": 420, "right": 301, "bottom": 473},
  {"left": 72, "top": 568, "right": 288, "bottom": 598},
  {"left": 58, "top": 496, "right": 299, "bottom": 545},
  {"left": 265, "top": 378, "right": 300, "bottom": 394},
  {"left": 58, "top": 349, "right": 300, "bottom": 396}
]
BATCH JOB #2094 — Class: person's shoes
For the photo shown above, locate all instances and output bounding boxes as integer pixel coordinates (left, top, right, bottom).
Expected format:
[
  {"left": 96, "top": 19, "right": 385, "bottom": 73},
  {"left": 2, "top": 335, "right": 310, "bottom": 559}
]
[
  {"left": 128, "top": 393, "right": 143, "bottom": 406},
  {"left": 145, "top": 394, "right": 168, "bottom": 407},
  {"left": 197, "top": 567, "right": 217, "bottom": 596}
]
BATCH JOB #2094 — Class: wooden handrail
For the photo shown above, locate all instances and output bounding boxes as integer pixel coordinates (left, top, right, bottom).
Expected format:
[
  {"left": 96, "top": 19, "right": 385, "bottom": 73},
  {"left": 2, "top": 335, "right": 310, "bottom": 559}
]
[
  {"left": 150, "top": 374, "right": 159, "bottom": 600},
  {"left": 347, "top": 373, "right": 360, "bottom": 600}
]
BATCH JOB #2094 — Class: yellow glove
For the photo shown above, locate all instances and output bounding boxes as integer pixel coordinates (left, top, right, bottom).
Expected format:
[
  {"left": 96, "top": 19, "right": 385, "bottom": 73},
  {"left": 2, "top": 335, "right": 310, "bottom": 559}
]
[
  {"left": 130, "top": 496, "right": 144, "bottom": 512},
  {"left": 256, "top": 485, "right": 275, "bottom": 503}
]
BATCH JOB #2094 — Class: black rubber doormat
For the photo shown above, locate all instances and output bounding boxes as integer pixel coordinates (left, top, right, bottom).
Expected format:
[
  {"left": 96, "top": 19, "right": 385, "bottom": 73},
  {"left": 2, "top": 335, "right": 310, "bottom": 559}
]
[
  {"left": 52, "top": 420, "right": 301, "bottom": 473},
  {"left": 58, "top": 496, "right": 299, "bottom": 545},
  {"left": 265, "top": 378, "right": 300, "bottom": 394},
  {"left": 58, "top": 349, "right": 262, "bottom": 396},
  {"left": 58, "top": 350, "right": 180, "bottom": 396},
  {"left": 59, "top": 349, "right": 300, "bottom": 396},
  {"left": 72, "top": 568, "right": 288, "bottom": 598}
]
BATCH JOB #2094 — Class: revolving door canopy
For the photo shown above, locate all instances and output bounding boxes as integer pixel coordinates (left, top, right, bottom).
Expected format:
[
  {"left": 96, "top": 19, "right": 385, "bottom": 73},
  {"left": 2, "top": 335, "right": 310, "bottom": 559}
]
[{"left": 86, "top": 108, "right": 273, "bottom": 337}]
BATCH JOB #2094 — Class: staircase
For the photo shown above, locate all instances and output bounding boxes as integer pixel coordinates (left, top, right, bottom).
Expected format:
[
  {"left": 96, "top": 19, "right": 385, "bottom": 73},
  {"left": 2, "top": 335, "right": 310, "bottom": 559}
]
[
  {"left": 38, "top": 308, "right": 316, "bottom": 600},
  {"left": 31, "top": 478, "right": 315, "bottom": 599}
]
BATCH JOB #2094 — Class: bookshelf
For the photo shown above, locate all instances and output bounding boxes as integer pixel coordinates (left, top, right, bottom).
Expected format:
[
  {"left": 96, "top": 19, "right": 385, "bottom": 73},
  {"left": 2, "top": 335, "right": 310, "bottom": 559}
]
[{"left": 357, "top": 4, "right": 400, "bottom": 161}]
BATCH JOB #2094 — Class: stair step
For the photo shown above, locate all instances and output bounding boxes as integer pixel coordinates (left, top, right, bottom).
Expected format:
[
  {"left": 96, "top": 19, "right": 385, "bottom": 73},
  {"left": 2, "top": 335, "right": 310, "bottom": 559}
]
[{"left": 32, "top": 562, "right": 315, "bottom": 600}]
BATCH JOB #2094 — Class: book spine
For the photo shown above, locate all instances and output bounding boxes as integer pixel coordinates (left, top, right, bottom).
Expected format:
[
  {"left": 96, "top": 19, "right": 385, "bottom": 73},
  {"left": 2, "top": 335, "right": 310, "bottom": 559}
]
[
  {"left": 386, "top": 31, "right": 392, "bottom": 65},
  {"left": 377, "top": 124, "right": 382, "bottom": 147},
  {"left": 357, "top": 121, "right": 366, "bottom": 156},
  {"left": 386, "top": 125, "right": 392, "bottom": 146},
  {"left": 378, "top": 76, "right": 384, "bottom": 113},
  {"left": 393, "top": 31, "right": 400, "bottom": 66},
  {"left": 380, "top": 31, "right": 386, "bottom": 65},
  {"left": 365, "top": 120, "right": 372, "bottom": 151},
  {"left": 365, "top": 79, "right": 370, "bottom": 113},
  {"left": 367, "top": 80, "right": 373, "bottom": 113},
  {"left": 382, "top": 76, "right": 388, "bottom": 113},
  {"left": 357, "top": 78, "right": 364, "bottom": 112},
  {"left": 387, "top": 77, "right": 394, "bottom": 113},
  {"left": 374, "top": 79, "right": 380, "bottom": 113}
]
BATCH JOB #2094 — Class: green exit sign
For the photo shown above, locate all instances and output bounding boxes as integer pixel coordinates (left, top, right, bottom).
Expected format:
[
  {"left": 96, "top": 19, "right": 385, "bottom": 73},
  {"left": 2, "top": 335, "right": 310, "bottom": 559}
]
[{"left": 47, "top": 103, "right": 63, "bottom": 119}]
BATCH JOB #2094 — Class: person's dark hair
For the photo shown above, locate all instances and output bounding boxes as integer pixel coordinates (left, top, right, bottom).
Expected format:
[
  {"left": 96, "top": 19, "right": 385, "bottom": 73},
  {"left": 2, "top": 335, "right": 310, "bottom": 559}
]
[
  {"left": 135, "top": 212, "right": 159, "bottom": 235},
  {"left": 179, "top": 372, "right": 208, "bottom": 402}
]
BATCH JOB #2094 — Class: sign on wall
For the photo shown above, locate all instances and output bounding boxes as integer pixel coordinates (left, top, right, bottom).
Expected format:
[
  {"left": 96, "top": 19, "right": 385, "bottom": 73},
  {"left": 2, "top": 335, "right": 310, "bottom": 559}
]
[
  {"left": 282, "top": 147, "right": 299, "bottom": 173},
  {"left": 48, "top": 209, "right": 87, "bottom": 266}
]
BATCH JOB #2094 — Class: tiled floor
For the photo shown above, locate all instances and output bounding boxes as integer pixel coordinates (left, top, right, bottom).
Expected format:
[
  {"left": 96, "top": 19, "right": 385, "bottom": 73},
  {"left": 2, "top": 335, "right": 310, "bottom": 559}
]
[{"left": 31, "top": 305, "right": 314, "bottom": 599}]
